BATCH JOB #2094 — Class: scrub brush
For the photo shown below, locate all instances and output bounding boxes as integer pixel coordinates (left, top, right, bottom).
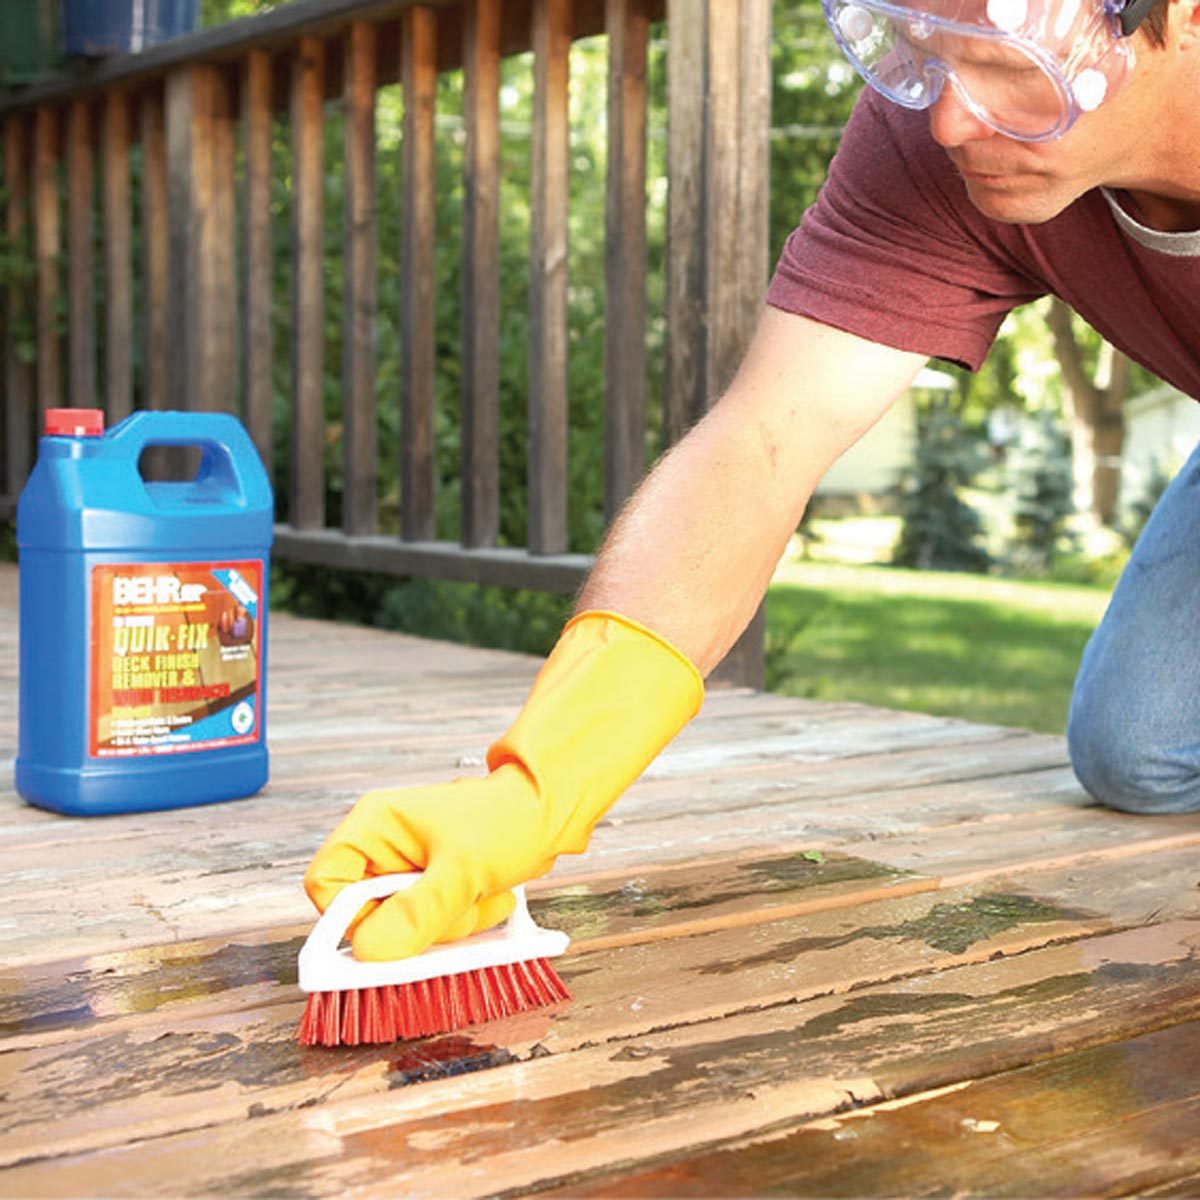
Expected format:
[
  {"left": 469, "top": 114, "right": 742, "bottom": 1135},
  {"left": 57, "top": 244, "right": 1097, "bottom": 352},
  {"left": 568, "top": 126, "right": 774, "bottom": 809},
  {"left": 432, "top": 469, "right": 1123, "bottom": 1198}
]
[{"left": 297, "top": 873, "right": 571, "bottom": 1047}]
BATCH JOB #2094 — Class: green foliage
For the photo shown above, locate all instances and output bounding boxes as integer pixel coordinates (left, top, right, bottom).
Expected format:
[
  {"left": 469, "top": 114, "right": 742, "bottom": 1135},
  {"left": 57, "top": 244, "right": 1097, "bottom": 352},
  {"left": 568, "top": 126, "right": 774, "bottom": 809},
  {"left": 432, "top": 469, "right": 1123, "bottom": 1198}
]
[
  {"left": 0, "top": 180, "right": 37, "bottom": 366},
  {"left": 269, "top": 560, "right": 569, "bottom": 657},
  {"left": 770, "top": 2, "right": 862, "bottom": 259},
  {"left": 893, "top": 400, "right": 992, "bottom": 573},
  {"left": 1006, "top": 410, "right": 1078, "bottom": 573}
]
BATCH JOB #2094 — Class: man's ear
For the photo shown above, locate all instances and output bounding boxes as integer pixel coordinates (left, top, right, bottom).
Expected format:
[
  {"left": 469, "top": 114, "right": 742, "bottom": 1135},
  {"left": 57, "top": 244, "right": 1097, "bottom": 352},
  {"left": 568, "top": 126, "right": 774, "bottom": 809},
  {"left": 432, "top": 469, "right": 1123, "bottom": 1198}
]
[{"left": 1172, "top": 0, "right": 1200, "bottom": 49}]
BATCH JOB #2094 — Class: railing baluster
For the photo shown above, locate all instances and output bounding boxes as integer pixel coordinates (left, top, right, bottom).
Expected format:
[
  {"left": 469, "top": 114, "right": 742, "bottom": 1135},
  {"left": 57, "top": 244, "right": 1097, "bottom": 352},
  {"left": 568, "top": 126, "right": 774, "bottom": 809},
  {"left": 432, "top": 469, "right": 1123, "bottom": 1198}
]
[
  {"left": 703, "top": 1, "right": 743, "bottom": 398},
  {"left": 33, "top": 105, "right": 60, "bottom": 417},
  {"left": 66, "top": 98, "right": 95, "bottom": 410},
  {"left": 0, "top": 0, "right": 767, "bottom": 682},
  {"left": 241, "top": 50, "right": 273, "bottom": 474},
  {"left": 460, "top": 0, "right": 501, "bottom": 550},
  {"left": 736, "top": 0, "right": 772, "bottom": 355},
  {"left": 529, "top": 0, "right": 571, "bottom": 556},
  {"left": 211, "top": 69, "right": 237, "bottom": 415},
  {"left": 342, "top": 22, "right": 378, "bottom": 537},
  {"left": 102, "top": 90, "right": 133, "bottom": 422},
  {"left": 401, "top": 6, "right": 438, "bottom": 542},
  {"left": 140, "top": 86, "right": 169, "bottom": 411},
  {"left": 665, "top": 0, "right": 705, "bottom": 448},
  {"left": 165, "top": 65, "right": 237, "bottom": 414},
  {"left": 603, "top": 0, "right": 649, "bottom": 523},
  {"left": 289, "top": 38, "right": 326, "bottom": 529},
  {"left": 3, "top": 115, "right": 33, "bottom": 495}
]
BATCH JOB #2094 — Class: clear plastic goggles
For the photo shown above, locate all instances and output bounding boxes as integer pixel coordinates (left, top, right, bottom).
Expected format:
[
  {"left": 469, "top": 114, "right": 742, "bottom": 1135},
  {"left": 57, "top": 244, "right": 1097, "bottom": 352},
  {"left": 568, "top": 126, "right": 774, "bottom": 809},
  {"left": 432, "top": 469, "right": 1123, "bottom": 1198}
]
[{"left": 823, "top": 0, "right": 1136, "bottom": 140}]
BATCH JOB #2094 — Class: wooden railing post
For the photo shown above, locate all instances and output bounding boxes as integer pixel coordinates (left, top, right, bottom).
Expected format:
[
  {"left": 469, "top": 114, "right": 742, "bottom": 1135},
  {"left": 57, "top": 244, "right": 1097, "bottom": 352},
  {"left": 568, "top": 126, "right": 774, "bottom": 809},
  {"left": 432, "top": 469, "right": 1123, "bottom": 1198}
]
[
  {"left": 102, "top": 89, "right": 133, "bottom": 423},
  {"left": 241, "top": 50, "right": 273, "bottom": 475},
  {"left": 342, "top": 22, "right": 378, "bottom": 538},
  {"left": 66, "top": 98, "right": 96, "bottom": 411},
  {"left": 603, "top": 0, "right": 650, "bottom": 525},
  {"left": 528, "top": 0, "right": 571, "bottom": 556},
  {"left": 667, "top": 0, "right": 772, "bottom": 688},
  {"left": 32, "top": 105, "right": 60, "bottom": 420},
  {"left": 289, "top": 37, "right": 326, "bottom": 529},
  {"left": 400, "top": 7, "right": 438, "bottom": 543},
  {"left": 165, "top": 63, "right": 237, "bottom": 416},
  {"left": 461, "top": 0, "right": 502, "bottom": 550},
  {"left": 140, "top": 87, "right": 169, "bottom": 413}
]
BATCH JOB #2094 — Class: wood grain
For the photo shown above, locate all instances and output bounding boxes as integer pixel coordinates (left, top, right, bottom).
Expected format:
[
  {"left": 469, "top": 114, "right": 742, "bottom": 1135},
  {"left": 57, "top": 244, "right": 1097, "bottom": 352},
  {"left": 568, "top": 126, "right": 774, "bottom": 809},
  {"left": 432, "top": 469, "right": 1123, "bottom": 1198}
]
[{"left": 1, "top": 559, "right": 1197, "bottom": 1195}]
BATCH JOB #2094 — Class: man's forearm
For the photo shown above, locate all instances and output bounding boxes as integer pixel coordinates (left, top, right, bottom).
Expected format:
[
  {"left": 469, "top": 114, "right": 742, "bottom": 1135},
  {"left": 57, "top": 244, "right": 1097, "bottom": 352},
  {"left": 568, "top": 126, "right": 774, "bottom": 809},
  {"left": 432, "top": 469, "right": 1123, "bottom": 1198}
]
[
  {"left": 576, "top": 400, "right": 813, "bottom": 674},
  {"left": 576, "top": 307, "right": 926, "bottom": 675}
]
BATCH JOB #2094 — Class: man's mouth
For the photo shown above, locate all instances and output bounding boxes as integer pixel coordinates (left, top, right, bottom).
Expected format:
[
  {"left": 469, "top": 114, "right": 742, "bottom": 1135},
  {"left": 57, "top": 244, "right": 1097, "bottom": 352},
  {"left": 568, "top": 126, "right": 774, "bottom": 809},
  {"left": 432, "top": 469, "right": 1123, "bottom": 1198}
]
[{"left": 951, "top": 154, "right": 1041, "bottom": 182}]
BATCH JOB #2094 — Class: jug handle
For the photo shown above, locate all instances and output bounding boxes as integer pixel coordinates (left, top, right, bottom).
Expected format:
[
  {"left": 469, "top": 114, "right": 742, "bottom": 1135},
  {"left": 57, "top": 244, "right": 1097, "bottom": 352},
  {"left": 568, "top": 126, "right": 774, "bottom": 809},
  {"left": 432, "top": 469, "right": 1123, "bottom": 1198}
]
[{"left": 105, "top": 411, "right": 270, "bottom": 505}]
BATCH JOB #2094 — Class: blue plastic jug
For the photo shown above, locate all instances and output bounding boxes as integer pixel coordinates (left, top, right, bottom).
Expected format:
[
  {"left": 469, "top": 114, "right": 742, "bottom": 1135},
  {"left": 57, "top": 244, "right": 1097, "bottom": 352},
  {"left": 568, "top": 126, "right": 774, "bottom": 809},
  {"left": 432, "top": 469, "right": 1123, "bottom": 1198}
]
[
  {"left": 16, "top": 409, "right": 274, "bottom": 816},
  {"left": 61, "top": 0, "right": 198, "bottom": 57}
]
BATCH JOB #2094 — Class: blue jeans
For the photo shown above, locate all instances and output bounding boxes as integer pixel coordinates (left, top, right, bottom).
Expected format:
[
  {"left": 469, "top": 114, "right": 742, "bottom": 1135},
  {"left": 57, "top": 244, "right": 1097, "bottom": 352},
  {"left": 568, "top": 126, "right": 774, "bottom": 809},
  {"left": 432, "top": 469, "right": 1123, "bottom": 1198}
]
[{"left": 1068, "top": 441, "right": 1200, "bottom": 814}]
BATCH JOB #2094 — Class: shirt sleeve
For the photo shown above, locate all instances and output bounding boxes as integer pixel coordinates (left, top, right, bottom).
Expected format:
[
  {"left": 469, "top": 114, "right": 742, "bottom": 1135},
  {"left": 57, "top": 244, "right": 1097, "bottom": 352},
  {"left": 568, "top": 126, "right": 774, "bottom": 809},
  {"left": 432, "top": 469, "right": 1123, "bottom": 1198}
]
[{"left": 766, "top": 89, "right": 1047, "bottom": 370}]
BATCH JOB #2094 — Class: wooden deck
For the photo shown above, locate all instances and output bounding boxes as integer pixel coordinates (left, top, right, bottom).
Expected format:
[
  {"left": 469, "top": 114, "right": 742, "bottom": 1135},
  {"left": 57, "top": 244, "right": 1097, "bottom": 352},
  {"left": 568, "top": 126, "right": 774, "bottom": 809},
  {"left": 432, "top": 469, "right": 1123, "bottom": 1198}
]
[{"left": 1, "top": 559, "right": 1198, "bottom": 1197}]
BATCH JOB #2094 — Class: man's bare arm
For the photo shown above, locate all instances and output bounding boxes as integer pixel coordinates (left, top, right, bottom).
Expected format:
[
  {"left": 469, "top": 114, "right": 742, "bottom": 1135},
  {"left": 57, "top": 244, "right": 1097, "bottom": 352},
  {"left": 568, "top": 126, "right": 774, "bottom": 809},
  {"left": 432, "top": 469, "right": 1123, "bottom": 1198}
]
[{"left": 577, "top": 307, "right": 927, "bottom": 674}]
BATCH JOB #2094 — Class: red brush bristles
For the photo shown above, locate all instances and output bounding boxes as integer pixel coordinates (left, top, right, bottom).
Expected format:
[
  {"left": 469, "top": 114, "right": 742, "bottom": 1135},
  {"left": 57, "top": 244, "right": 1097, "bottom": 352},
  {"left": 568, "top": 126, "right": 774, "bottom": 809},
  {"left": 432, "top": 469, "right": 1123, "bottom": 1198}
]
[{"left": 297, "top": 956, "right": 571, "bottom": 1048}]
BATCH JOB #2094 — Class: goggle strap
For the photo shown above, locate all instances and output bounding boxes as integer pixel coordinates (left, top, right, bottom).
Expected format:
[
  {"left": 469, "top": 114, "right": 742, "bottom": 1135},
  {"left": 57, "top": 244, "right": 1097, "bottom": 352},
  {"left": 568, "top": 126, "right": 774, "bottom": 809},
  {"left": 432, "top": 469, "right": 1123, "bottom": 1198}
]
[{"left": 1115, "top": 0, "right": 1157, "bottom": 35}]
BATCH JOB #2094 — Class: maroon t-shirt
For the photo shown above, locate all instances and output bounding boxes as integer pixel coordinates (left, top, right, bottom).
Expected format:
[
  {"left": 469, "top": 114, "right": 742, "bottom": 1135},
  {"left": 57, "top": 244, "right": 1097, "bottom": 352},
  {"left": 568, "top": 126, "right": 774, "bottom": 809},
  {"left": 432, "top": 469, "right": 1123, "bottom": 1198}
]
[{"left": 767, "top": 88, "right": 1200, "bottom": 400}]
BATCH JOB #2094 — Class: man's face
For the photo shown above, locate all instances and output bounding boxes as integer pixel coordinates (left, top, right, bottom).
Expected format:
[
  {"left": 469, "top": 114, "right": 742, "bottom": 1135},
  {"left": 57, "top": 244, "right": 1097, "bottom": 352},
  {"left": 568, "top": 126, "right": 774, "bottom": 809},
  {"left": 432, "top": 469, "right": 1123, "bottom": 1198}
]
[{"left": 927, "top": 18, "right": 1177, "bottom": 224}]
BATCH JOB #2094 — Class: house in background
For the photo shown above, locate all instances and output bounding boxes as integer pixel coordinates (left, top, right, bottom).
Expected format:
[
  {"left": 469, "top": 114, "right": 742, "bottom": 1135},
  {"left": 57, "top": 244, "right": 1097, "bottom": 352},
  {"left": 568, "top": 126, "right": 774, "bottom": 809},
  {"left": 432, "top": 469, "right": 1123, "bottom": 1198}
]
[
  {"left": 812, "top": 370, "right": 1200, "bottom": 523},
  {"left": 1120, "top": 383, "right": 1200, "bottom": 510},
  {"left": 812, "top": 366, "right": 955, "bottom": 507}
]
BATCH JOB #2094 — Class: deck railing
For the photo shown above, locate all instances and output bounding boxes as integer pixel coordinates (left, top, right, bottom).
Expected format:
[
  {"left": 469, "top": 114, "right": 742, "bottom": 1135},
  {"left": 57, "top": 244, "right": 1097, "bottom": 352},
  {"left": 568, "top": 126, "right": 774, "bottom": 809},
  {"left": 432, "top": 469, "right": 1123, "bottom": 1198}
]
[{"left": 0, "top": 0, "right": 772, "bottom": 684}]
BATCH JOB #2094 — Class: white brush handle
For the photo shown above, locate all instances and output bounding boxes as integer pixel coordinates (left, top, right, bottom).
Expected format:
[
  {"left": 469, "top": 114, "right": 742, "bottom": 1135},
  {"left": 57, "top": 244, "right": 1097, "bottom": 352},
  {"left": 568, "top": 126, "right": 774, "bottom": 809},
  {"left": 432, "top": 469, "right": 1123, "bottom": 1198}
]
[{"left": 297, "top": 873, "right": 570, "bottom": 994}]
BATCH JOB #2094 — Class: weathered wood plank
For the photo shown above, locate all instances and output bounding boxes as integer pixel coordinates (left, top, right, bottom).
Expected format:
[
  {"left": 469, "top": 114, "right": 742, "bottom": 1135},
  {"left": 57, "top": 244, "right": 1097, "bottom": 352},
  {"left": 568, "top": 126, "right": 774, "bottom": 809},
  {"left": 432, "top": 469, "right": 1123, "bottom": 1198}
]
[
  {"left": 290, "top": 37, "right": 327, "bottom": 528},
  {"left": 2, "top": 114, "right": 34, "bottom": 494},
  {"left": 528, "top": 0, "right": 571, "bottom": 555},
  {"left": 460, "top": 0, "right": 502, "bottom": 549},
  {"left": 342, "top": 21, "right": 378, "bottom": 538},
  {"left": 3, "top": 911, "right": 1198, "bottom": 1190},
  {"left": 4, "top": 822, "right": 1200, "bottom": 1043},
  {"left": 603, "top": 0, "right": 649, "bottom": 522},
  {"left": 241, "top": 49, "right": 274, "bottom": 473},
  {"left": 139, "top": 86, "right": 169, "bottom": 412},
  {"left": 400, "top": 5, "right": 439, "bottom": 542},
  {"left": 555, "top": 1019, "right": 1200, "bottom": 1198},
  {"left": 102, "top": 89, "right": 133, "bottom": 422}
]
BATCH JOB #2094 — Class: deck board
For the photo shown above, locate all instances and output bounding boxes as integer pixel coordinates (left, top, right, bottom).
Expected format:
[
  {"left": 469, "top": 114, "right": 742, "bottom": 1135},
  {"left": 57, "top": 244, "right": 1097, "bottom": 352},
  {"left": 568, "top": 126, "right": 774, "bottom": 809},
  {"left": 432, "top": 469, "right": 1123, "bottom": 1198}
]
[{"left": 0, "top": 561, "right": 1197, "bottom": 1196}]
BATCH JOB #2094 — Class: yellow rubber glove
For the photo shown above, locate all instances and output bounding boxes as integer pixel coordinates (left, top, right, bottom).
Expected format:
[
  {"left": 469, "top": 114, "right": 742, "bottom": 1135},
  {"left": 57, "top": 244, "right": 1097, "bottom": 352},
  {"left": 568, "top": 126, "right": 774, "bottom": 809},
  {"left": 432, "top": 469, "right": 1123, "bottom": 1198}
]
[{"left": 303, "top": 610, "right": 704, "bottom": 960}]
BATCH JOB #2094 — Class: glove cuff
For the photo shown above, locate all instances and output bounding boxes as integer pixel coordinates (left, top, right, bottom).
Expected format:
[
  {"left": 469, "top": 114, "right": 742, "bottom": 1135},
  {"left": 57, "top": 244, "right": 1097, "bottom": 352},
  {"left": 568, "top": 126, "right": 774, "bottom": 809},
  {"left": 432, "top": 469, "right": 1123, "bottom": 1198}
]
[{"left": 486, "top": 610, "right": 704, "bottom": 853}]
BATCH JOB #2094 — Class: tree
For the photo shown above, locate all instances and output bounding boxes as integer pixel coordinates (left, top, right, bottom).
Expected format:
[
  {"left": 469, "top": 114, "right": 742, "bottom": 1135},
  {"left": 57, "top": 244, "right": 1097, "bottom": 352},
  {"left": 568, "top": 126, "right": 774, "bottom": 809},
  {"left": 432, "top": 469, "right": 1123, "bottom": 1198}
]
[
  {"left": 1008, "top": 409, "right": 1078, "bottom": 573},
  {"left": 893, "top": 397, "right": 992, "bottom": 573},
  {"left": 1045, "top": 297, "right": 1129, "bottom": 528}
]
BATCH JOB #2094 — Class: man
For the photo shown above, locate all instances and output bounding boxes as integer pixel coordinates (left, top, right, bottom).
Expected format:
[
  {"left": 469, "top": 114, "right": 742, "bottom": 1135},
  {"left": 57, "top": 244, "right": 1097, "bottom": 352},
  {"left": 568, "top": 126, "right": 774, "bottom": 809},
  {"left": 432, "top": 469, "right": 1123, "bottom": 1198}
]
[{"left": 306, "top": 0, "right": 1200, "bottom": 960}]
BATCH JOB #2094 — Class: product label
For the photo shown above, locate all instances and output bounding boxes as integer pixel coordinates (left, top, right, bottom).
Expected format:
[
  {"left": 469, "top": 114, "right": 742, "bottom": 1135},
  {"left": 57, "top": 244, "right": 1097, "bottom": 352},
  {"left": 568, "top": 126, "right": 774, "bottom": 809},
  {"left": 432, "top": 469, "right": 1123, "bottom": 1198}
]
[{"left": 90, "top": 561, "right": 264, "bottom": 758}]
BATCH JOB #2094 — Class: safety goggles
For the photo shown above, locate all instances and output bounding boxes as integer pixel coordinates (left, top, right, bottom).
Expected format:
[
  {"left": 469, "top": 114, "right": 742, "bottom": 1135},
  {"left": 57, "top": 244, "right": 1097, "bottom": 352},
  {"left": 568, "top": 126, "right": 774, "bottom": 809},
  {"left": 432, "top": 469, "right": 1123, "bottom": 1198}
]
[{"left": 823, "top": 0, "right": 1152, "bottom": 140}]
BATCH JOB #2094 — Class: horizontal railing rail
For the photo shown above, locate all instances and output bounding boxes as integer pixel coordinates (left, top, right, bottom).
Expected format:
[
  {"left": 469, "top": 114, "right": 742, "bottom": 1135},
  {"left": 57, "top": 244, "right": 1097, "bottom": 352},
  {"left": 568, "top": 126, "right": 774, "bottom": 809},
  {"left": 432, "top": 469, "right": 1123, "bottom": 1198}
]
[{"left": 0, "top": 0, "right": 771, "bottom": 684}]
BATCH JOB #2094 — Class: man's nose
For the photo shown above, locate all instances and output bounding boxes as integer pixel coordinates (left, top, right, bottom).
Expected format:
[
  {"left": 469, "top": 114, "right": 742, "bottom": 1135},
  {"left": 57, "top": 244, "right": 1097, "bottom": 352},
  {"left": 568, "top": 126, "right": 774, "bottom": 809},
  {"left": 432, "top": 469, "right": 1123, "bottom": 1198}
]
[{"left": 927, "top": 81, "right": 996, "bottom": 147}]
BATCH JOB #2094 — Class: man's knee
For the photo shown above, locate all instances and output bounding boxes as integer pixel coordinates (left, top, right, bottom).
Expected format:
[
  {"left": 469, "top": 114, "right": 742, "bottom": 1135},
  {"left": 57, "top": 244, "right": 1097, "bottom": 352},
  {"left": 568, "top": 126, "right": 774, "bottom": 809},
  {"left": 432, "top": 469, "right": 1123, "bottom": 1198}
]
[{"left": 1067, "top": 693, "right": 1200, "bottom": 816}]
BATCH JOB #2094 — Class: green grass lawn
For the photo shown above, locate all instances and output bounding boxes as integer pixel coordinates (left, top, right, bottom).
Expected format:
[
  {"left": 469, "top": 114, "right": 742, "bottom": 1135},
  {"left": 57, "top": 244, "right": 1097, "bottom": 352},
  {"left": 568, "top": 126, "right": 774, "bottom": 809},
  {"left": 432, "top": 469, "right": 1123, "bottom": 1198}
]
[{"left": 766, "top": 558, "right": 1114, "bottom": 735}]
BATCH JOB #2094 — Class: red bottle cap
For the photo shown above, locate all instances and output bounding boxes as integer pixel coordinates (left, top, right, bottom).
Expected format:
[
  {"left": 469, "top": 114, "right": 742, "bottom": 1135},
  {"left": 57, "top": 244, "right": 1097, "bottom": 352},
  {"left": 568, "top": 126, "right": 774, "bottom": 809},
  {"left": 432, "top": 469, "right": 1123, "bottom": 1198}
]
[{"left": 45, "top": 408, "right": 105, "bottom": 437}]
